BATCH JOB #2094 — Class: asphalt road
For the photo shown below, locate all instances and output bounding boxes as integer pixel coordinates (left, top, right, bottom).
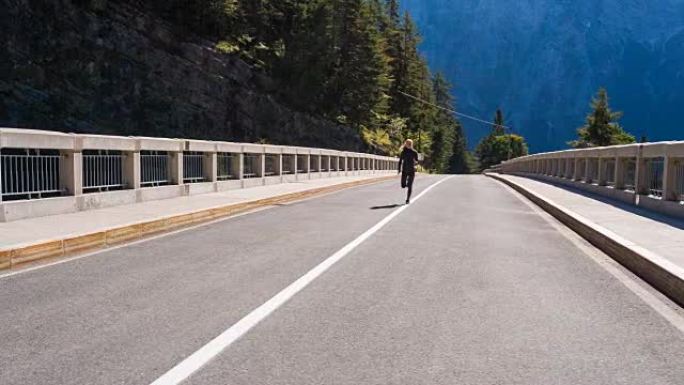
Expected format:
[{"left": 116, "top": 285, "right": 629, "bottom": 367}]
[{"left": 2, "top": 175, "right": 683, "bottom": 385}]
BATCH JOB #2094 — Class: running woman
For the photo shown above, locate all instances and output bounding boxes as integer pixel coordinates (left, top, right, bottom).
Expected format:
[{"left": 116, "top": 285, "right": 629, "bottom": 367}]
[{"left": 397, "top": 139, "right": 419, "bottom": 204}]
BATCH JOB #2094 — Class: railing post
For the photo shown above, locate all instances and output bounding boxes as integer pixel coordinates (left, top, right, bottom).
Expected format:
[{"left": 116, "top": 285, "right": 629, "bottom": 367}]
[
  {"left": 597, "top": 158, "right": 607, "bottom": 186},
  {"left": 614, "top": 157, "right": 625, "bottom": 190},
  {"left": 584, "top": 158, "right": 591, "bottom": 183},
  {"left": 171, "top": 151, "right": 184, "bottom": 186},
  {"left": 205, "top": 151, "right": 217, "bottom": 190},
  {"left": 277, "top": 154, "right": 283, "bottom": 182},
  {"left": 0, "top": 151, "right": 3, "bottom": 203},
  {"left": 635, "top": 145, "right": 649, "bottom": 197},
  {"left": 124, "top": 151, "right": 141, "bottom": 190},
  {"left": 259, "top": 153, "right": 266, "bottom": 183},
  {"left": 317, "top": 154, "right": 322, "bottom": 175},
  {"left": 237, "top": 153, "right": 244, "bottom": 180},
  {"left": 61, "top": 151, "right": 83, "bottom": 196},
  {"left": 662, "top": 155, "right": 677, "bottom": 201}
]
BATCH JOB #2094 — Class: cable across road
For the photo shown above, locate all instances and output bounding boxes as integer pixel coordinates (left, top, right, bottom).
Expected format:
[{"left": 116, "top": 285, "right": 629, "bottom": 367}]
[{"left": 398, "top": 90, "right": 512, "bottom": 130}]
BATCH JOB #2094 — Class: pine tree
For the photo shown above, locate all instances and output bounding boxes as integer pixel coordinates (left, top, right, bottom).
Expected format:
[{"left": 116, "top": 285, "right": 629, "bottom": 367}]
[
  {"left": 386, "top": 0, "right": 400, "bottom": 25},
  {"left": 476, "top": 109, "right": 528, "bottom": 170},
  {"left": 329, "top": 0, "right": 391, "bottom": 128},
  {"left": 493, "top": 109, "right": 505, "bottom": 135},
  {"left": 569, "top": 87, "right": 636, "bottom": 148}
]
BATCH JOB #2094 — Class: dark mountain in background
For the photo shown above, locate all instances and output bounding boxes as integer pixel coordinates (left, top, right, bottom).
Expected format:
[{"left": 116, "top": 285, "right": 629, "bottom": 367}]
[{"left": 402, "top": 0, "right": 684, "bottom": 152}]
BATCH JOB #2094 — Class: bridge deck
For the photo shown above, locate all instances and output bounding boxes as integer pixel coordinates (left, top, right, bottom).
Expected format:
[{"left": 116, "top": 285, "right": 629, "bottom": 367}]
[
  {"left": 0, "top": 174, "right": 387, "bottom": 250},
  {"left": 497, "top": 174, "right": 684, "bottom": 271},
  {"left": 1, "top": 175, "right": 683, "bottom": 385}
]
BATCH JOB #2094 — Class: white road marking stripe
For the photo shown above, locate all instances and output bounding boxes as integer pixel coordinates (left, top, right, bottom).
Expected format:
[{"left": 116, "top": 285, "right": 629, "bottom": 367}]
[{"left": 148, "top": 176, "right": 453, "bottom": 385}]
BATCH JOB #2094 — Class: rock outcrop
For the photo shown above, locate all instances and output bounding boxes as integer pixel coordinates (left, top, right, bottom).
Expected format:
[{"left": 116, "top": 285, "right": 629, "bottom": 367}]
[{"left": 0, "top": 0, "right": 363, "bottom": 150}]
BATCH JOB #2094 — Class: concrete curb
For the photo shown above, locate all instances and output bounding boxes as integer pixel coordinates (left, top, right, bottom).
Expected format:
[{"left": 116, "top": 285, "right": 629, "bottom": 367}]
[
  {"left": 1, "top": 175, "right": 396, "bottom": 271},
  {"left": 486, "top": 172, "right": 684, "bottom": 308}
]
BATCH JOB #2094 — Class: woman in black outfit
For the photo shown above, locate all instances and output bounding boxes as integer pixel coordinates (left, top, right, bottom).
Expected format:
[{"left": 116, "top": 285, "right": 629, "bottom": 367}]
[{"left": 398, "top": 139, "right": 419, "bottom": 204}]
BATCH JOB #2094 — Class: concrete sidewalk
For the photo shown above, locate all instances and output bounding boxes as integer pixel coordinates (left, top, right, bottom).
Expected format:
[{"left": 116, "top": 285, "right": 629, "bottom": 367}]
[
  {"left": 489, "top": 173, "right": 684, "bottom": 305},
  {"left": 0, "top": 174, "right": 396, "bottom": 268}
]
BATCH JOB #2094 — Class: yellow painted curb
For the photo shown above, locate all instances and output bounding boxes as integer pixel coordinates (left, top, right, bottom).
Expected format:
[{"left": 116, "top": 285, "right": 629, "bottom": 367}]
[
  {"left": 11, "top": 240, "right": 64, "bottom": 267},
  {"left": 0, "top": 250, "right": 10, "bottom": 270},
  {"left": 64, "top": 232, "right": 107, "bottom": 254},
  {"left": 0, "top": 175, "right": 396, "bottom": 271},
  {"left": 106, "top": 224, "right": 143, "bottom": 245}
]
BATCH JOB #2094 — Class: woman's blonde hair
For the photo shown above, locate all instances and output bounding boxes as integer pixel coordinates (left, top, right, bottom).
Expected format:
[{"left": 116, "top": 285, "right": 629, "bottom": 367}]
[{"left": 403, "top": 139, "right": 414, "bottom": 149}]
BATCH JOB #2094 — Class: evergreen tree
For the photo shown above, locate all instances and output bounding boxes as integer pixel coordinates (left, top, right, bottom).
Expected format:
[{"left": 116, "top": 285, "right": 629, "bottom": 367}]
[
  {"left": 493, "top": 109, "right": 505, "bottom": 135},
  {"left": 569, "top": 88, "right": 636, "bottom": 148},
  {"left": 328, "top": 0, "right": 391, "bottom": 128},
  {"left": 386, "top": 0, "right": 400, "bottom": 25},
  {"left": 145, "top": 0, "right": 466, "bottom": 167},
  {"left": 476, "top": 109, "right": 528, "bottom": 170}
]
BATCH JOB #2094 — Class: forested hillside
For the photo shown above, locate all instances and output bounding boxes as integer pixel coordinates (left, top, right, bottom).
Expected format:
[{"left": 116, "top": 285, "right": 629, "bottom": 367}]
[
  {"left": 403, "top": 0, "right": 684, "bottom": 152},
  {"left": 1, "top": 0, "right": 470, "bottom": 173}
]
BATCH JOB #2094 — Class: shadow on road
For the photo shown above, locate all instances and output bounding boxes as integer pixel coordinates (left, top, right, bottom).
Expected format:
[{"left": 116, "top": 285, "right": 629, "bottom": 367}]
[{"left": 370, "top": 204, "right": 402, "bottom": 210}]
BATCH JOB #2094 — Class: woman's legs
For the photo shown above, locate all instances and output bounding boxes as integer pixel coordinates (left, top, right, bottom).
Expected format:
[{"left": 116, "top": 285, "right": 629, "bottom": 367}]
[{"left": 405, "top": 172, "right": 415, "bottom": 203}]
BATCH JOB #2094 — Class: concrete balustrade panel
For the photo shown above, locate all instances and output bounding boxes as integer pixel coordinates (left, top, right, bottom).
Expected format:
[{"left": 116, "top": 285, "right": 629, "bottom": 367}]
[
  {"left": 0, "top": 128, "right": 399, "bottom": 222},
  {"left": 499, "top": 140, "right": 684, "bottom": 219},
  {"left": 0, "top": 128, "right": 75, "bottom": 150},
  {"left": 215, "top": 142, "right": 243, "bottom": 191},
  {"left": 296, "top": 147, "right": 311, "bottom": 181},
  {"left": 241, "top": 144, "right": 266, "bottom": 188},
  {"left": 263, "top": 145, "right": 283, "bottom": 185}
]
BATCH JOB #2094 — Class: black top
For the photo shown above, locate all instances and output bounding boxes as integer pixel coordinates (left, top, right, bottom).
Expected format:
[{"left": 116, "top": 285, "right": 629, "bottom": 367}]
[{"left": 398, "top": 147, "right": 419, "bottom": 173}]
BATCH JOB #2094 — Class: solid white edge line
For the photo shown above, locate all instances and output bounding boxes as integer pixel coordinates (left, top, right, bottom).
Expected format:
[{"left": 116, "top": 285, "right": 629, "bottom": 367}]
[
  {"left": 148, "top": 176, "right": 453, "bottom": 385},
  {"left": 495, "top": 180, "right": 684, "bottom": 334}
]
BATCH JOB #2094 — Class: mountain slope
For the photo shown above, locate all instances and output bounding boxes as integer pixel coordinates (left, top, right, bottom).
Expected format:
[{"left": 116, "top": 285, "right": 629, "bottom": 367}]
[{"left": 403, "top": 0, "right": 684, "bottom": 152}]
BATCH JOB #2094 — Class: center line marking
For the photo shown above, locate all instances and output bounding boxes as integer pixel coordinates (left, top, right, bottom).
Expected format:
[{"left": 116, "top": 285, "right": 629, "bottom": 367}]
[{"left": 149, "top": 176, "right": 453, "bottom": 385}]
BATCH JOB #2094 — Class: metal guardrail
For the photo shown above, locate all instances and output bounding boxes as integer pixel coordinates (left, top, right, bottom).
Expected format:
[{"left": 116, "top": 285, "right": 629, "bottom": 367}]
[
  {"left": 499, "top": 141, "right": 684, "bottom": 206},
  {"left": 183, "top": 152, "right": 205, "bottom": 183},
  {"left": 83, "top": 151, "right": 126, "bottom": 192},
  {"left": 296, "top": 155, "right": 307, "bottom": 173},
  {"left": 282, "top": 155, "right": 294, "bottom": 175},
  {"left": 647, "top": 158, "right": 664, "bottom": 198},
  {"left": 309, "top": 155, "right": 319, "bottom": 172},
  {"left": 264, "top": 155, "right": 278, "bottom": 177},
  {"left": 1, "top": 150, "right": 62, "bottom": 199},
  {"left": 217, "top": 153, "right": 237, "bottom": 181},
  {"left": 141, "top": 151, "right": 169, "bottom": 187},
  {"left": 243, "top": 154, "right": 260, "bottom": 179}
]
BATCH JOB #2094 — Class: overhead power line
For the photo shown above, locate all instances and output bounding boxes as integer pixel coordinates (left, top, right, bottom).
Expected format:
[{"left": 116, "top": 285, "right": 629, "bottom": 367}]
[{"left": 398, "top": 91, "right": 512, "bottom": 131}]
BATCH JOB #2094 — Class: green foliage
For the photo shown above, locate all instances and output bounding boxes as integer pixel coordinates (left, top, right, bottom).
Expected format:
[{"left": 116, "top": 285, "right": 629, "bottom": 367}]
[
  {"left": 569, "top": 87, "right": 636, "bottom": 148},
  {"left": 145, "top": 0, "right": 469, "bottom": 171},
  {"left": 475, "top": 110, "right": 529, "bottom": 171}
]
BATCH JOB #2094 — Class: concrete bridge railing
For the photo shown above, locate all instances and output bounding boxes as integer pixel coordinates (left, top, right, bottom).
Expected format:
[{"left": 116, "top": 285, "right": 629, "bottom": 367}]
[
  {"left": 499, "top": 141, "right": 684, "bottom": 218},
  {"left": 0, "top": 128, "right": 399, "bottom": 222}
]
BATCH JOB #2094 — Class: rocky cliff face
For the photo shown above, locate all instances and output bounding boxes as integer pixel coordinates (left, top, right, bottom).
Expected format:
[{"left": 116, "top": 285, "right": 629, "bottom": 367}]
[
  {"left": 403, "top": 0, "right": 684, "bottom": 152},
  {"left": 0, "top": 0, "right": 363, "bottom": 150}
]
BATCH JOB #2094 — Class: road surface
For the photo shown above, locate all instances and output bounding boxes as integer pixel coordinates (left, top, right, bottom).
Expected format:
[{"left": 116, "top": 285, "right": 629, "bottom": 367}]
[{"left": 2, "top": 175, "right": 683, "bottom": 385}]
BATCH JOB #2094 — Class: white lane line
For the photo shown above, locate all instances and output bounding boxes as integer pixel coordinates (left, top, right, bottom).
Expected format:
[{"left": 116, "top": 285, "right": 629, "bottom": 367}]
[
  {"left": 497, "top": 181, "right": 684, "bottom": 334},
  {"left": 149, "top": 176, "right": 453, "bottom": 385}
]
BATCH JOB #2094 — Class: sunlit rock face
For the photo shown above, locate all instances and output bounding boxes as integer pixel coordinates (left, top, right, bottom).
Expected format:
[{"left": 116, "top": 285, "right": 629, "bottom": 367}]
[{"left": 403, "top": 0, "right": 684, "bottom": 151}]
